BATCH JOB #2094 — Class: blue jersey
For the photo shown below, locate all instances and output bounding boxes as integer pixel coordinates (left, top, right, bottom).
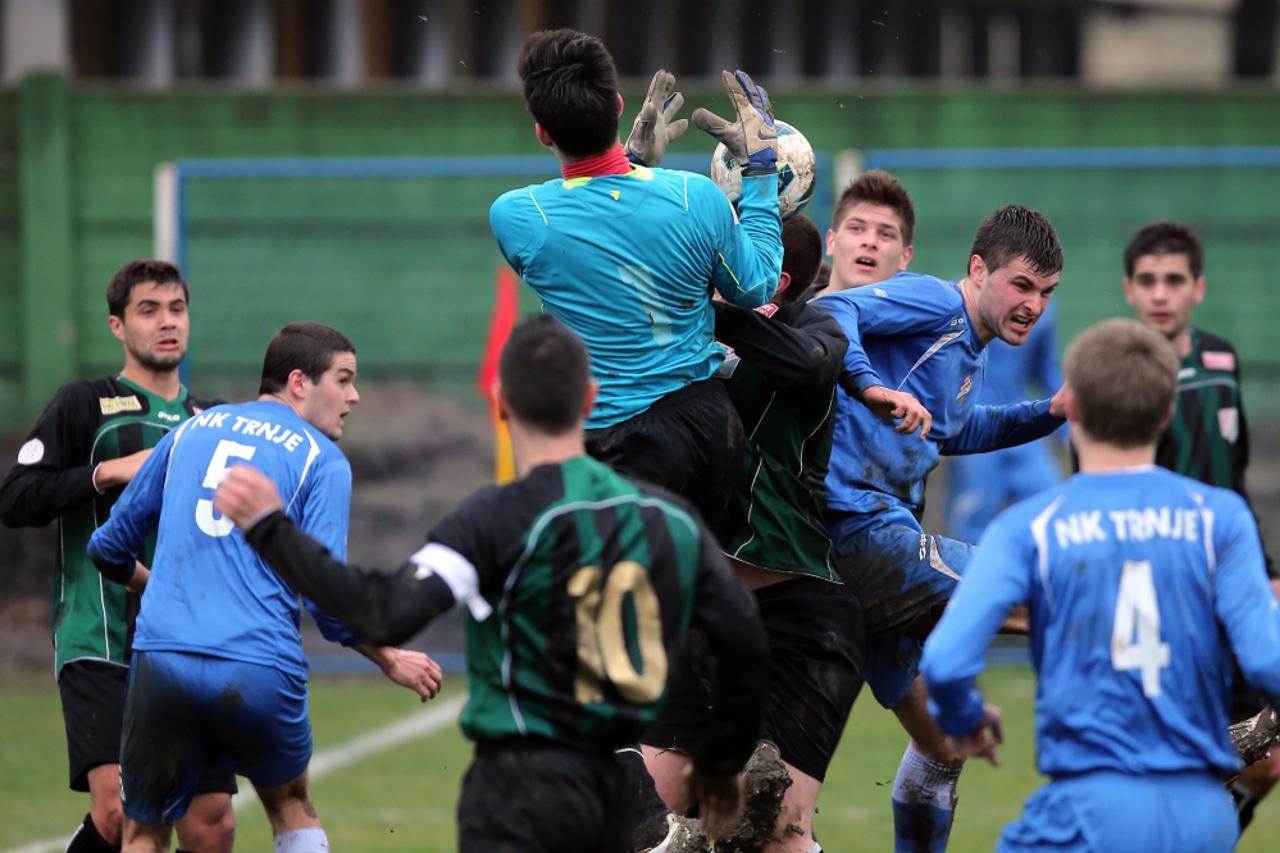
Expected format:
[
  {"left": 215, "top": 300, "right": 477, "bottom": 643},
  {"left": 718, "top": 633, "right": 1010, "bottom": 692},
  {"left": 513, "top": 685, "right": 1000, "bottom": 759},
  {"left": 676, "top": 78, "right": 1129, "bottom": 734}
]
[
  {"left": 490, "top": 165, "right": 781, "bottom": 428},
  {"left": 813, "top": 273, "right": 1063, "bottom": 516},
  {"left": 87, "top": 400, "right": 358, "bottom": 678},
  {"left": 923, "top": 466, "right": 1280, "bottom": 778}
]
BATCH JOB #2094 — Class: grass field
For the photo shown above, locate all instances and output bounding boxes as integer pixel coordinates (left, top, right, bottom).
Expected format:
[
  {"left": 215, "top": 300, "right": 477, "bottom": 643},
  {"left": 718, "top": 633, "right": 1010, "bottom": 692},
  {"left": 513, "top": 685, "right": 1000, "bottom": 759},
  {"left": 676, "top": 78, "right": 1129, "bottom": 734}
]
[{"left": 3, "top": 668, "right": 1277, "bottom": 851}]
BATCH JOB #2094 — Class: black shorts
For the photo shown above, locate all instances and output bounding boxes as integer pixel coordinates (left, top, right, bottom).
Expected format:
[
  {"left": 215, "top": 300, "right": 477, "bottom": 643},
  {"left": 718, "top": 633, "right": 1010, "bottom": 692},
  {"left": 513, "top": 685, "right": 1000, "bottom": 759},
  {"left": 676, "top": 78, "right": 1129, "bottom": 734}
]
[
  {"left": 643, "top": 576, "right": 864, "bottom": 782},
  {"left": 58, "top": 659, "right": 237, "bottom": 796},
  {"left": 585, "top": 378, "right": 743, "bottom": 541},
  {"left": 457, "top": 739, "right": 634, "bottom": 853}
]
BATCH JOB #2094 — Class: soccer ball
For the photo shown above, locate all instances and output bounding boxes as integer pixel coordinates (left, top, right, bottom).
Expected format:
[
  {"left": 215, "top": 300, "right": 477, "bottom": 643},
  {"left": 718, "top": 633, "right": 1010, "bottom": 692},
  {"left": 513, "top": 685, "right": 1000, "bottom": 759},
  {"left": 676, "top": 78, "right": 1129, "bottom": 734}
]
[{"left": 709, "top": 120, "right": 817, "bottom": 220}]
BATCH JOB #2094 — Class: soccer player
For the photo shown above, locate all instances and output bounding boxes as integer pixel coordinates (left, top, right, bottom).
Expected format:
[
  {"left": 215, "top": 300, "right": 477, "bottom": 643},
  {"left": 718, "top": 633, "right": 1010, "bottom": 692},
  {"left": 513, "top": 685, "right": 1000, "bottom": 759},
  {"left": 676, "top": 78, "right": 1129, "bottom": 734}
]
[
  {"left": 86, "top": 322, "right": 441, "bottom": 853},
  {"left": 814, "top": 204, "right": 1067, "bottom": 851},
  {"left": 922, "top": 317, "right": 1280, "bottom": 851},
  {"left": 212, "top": 314, "right": 769, "bottom": 853},
  {"left": 823, "top": 169, "right": 915, "bottom": 294},
  {"left": 641, "top": 213, "right": 862, "bottom": 853},
  {"left": 489, "top": 29, "right": 783, "bottom": 536},
  {"left": 1121, "top": 219, "right": 1280, "bottom": 831},
  {"left": 0, "top": 260, "right": 236, "bottom": 853},
  {"left": 946, "top": 303, "right": 1065, "bottom": 543}
]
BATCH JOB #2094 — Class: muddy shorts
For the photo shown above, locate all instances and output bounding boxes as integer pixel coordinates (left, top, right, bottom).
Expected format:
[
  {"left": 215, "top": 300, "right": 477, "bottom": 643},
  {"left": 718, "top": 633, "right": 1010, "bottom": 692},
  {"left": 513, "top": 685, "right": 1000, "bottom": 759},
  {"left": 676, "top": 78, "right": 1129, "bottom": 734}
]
[
  {"left": 457, "top": 739, "right": 634, "bottom": 853},
  {"left": 828, "top": 506, "right": 973, "bottom": 709},
  {"left": 644, "top": 576, "right": 864, "bottom": 781},
  {"left": 58, "top": 658, "right": 236, "bottom": 797},
  {"left": 585, "top": 377, "right": 743, "bottom": 541},
  {"left": 122, "top": 650, "right": 302, "bottom": 825}
]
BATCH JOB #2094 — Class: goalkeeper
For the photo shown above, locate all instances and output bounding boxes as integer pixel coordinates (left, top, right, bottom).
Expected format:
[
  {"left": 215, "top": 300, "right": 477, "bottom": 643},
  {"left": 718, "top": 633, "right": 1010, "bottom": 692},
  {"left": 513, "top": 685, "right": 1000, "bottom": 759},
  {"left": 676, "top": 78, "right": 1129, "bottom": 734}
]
[{"left": 490, "top": 29, "right": 783, "bottom": 536}]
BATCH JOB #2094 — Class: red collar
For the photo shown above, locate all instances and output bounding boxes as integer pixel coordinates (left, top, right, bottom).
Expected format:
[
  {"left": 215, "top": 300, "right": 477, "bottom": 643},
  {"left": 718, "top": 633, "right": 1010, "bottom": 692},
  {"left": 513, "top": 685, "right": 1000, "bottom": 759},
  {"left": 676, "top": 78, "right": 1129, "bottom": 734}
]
[{"left": 561, "top": 144, "right": 632, "bottom": 179}]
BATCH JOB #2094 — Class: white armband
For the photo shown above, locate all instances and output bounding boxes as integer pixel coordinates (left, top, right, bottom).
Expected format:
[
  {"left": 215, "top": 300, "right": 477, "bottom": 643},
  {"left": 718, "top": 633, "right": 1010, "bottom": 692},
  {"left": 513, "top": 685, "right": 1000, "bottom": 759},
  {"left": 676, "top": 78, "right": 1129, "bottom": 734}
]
[{"left": 408, "top": 542, "right": 492, "bottom": 621}]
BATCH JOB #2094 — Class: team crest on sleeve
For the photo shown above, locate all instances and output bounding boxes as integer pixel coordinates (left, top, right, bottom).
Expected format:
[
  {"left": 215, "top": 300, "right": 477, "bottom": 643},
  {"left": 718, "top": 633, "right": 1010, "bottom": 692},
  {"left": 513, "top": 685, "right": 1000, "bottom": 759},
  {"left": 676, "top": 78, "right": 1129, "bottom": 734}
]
[
  {"left": 17, "top": 438, "right": 44, "bottom": 465},
  {"left": 1218, "top": 407, "right": 1240, "bottom": 443},
  {"left": 957, "top": 374, "right": 973, "bottom": 403},
  {"left": 1202, "top": 350, "right": 1236, "bottom": 372}
]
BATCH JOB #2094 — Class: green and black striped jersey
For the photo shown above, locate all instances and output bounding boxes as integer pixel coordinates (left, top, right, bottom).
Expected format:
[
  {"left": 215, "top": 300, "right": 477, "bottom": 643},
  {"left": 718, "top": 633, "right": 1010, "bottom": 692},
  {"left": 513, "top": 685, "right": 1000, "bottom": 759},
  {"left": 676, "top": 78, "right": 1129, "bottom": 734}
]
[
  {"left": 1156, "top": 328, "right": 1272, "bottom": 573},
  {"left": 434, "top": 456, "right": 716, "bottom": 748},
  {"left": 0, "top": 376, "right": 214, "bottom": 673},
  {"left": 714, "top": 300, "right": 848, "bottom": 580},
  {"left": 246, "top": 452, "right": 768, "bottom": 773}
]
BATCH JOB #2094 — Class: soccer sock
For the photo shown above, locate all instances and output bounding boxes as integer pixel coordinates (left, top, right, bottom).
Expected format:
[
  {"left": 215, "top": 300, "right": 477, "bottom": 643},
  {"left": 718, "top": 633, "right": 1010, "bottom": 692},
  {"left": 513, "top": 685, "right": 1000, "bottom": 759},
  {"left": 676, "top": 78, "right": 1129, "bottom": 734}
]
[
  {"left": 890, "top": 744, "right": 961, "bottom": 853},
  {"left": 273, "top": 827, "right": 330, "bottom": 853},
  {"left": 1231, "top": 781, "right": 1260, "bottom": 833},
  {"left": 65, "top": 813, "right": 119, "bottom": 853}
]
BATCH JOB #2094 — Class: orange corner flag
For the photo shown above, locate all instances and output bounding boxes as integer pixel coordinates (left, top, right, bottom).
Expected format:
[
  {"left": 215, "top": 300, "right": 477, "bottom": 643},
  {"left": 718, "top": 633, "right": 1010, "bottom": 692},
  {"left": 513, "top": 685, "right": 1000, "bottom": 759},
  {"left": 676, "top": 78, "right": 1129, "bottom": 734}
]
[{"left": 477, "top": 268, "right": 519, "bottom": 484}]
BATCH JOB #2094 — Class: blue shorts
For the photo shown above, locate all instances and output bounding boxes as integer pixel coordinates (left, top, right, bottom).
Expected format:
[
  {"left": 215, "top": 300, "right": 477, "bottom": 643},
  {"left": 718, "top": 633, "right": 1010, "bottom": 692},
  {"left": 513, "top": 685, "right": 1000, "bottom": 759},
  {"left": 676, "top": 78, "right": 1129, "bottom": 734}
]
[
  {"left": 1000, "top": 771, "right": 1237, "bottom": 852},
  {"left": 828, "top": 506, "right": 972, "bottom": 708},
  {"left": 121, "top": 650, "right": 311, "bottom": 825}
]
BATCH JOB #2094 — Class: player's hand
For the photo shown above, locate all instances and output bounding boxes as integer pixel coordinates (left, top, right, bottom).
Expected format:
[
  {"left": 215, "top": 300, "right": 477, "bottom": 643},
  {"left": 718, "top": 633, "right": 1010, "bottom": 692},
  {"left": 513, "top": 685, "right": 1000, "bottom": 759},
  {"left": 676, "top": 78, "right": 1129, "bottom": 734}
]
[
  {"left": 376, "top": 647, "right": 444, "bottom": 702},
  {"left": 1048, "top": 383, "right": 1068, "bottom": 419},
  {"left": 126, "top": 562, "right": 150, "bottom": 595},
  {"left": 857, "top": 385, "right": 933, "bottom": 439},
  {"left": 692, "top": 70, "right": 778, "bottom": 175},
  {"left": 93, "top": 448, "right": 153, "bottom": 490},
  {"left": 624, "top": 70, "right": 688, "bottom": 167},
  {"left": 214, "top": 465, "right": 284, "bottom": 530},
  {"left": 950, "top": 703, "right": 1004, "bottom": 766},
  {"left": 681, "top": 765, "right": 744, "bottom": 841}
]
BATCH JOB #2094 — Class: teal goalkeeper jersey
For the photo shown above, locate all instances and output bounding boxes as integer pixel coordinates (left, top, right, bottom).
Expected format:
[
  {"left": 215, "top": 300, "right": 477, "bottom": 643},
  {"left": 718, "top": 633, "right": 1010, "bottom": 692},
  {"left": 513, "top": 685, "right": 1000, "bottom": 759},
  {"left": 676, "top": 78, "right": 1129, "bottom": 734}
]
[{"left": 490, "top": 165, "right": 782, "bottom": 428}]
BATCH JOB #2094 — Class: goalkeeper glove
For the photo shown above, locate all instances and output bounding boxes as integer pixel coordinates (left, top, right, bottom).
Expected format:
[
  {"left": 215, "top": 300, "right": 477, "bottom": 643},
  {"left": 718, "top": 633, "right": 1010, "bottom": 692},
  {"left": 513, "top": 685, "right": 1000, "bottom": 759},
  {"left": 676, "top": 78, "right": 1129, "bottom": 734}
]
[
  {"left": 624, "top": 69, "right": 689, "bottom": 167},
  {"left": 692, "top": 70, "right": 778, "bottom": 175}
]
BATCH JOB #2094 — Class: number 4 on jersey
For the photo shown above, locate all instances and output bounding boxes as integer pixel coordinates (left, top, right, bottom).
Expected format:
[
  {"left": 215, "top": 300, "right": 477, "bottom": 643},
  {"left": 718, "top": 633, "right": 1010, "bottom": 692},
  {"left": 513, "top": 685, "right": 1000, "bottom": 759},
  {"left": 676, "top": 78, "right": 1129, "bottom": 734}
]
[{"left": 1111, "top": 560, "right": 1171, "bottom": 698}]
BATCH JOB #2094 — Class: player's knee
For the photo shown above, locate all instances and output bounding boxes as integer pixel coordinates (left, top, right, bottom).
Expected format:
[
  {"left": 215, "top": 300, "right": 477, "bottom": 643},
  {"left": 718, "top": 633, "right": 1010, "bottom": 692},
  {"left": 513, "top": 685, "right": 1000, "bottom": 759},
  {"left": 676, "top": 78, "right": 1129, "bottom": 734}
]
[
  {"left": 176, "top": 794, "right": 236, "bottom": 852},
  {"left": 89, "top": 800, "right": 126, "bottom": 846}
]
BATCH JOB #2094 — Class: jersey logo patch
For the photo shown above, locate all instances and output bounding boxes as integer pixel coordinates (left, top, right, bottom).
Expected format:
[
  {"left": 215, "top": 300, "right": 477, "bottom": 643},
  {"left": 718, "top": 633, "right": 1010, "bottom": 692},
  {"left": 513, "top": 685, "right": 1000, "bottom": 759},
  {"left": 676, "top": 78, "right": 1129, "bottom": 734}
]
[
  {"left": 1218, "top": 407, "right": 1240, "bottom": 444},
  {"left": 17, "top": 438, "right": 43, "bottom": 465},
  {"left": 609, "top": 190, "right": 621, "bottom": 201},
  {"left": 957, "top": 373, "right": 973, "bottom": 403},
  {"left": 1202, "top": 350, "right": 1236, "bottom": 372},
  {"left": 99, "top": 396, "right": 142, "bottom": 415},
  {"left": 872, "top": 287, "right": 889, "bottom": 298}
]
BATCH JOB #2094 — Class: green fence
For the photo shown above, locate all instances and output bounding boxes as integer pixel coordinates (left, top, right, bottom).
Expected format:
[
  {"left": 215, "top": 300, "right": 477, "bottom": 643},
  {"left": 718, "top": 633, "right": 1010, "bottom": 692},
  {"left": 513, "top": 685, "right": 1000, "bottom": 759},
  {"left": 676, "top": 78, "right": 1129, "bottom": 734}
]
[{"left": 6, "top": 74, "right": 1280, "bottom": 427}]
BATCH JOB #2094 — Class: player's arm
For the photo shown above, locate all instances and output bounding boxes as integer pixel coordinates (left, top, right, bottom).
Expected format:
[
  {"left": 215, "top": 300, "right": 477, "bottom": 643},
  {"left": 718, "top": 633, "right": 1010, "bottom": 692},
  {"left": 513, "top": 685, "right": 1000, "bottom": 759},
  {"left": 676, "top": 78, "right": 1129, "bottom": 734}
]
[
  {"left": 712, "top": 301, "right": 847, "bottom": 391},
  {"left": 86, "top": 428, "right": 177, "bottom": 584},
  {"left": 812, "top": 276, "right": 959, "bottom": 395},
  {"left": 218, "top": 465, "right": 494, "bottom": 645},
  {"left": 685, "top": 532, "right": 769, "bottom": 779},
  {"left": 0, "top": 383, "right": 130, "bottom": 528},
  {"left": 1228, "top": 361, "right": 1276, "bottom": 578},
  {"left": 940, "top": 399, "right": 1065, "bottom": 456},
  {"left": 922, "top": 517, "right": 1031, "bottom": 742},
  {"left": 694, "top": 70, "right": 782, "bottom": 308},
  {"left": 1210, "top": 493, "right": 1280, "bottom": 708}
]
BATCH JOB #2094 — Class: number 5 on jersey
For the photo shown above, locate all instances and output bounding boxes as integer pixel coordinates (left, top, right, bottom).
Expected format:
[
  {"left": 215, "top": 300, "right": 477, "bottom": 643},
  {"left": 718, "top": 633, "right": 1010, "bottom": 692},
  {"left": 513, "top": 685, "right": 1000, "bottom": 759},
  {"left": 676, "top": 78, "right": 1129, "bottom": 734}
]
[
  {"left": 195, "top": 439, "right": 258, "bottom": 537},
  {"left": 1111, "top": 560, "right": 1171, "bottom": 698}
]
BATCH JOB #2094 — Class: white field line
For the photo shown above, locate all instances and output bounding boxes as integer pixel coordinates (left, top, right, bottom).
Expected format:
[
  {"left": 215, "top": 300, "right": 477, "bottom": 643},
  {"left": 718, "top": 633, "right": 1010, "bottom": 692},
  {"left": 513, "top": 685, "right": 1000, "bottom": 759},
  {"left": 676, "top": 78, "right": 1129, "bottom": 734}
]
[{"left": 6, "top": 694, "right": 466, "bottom": 853}]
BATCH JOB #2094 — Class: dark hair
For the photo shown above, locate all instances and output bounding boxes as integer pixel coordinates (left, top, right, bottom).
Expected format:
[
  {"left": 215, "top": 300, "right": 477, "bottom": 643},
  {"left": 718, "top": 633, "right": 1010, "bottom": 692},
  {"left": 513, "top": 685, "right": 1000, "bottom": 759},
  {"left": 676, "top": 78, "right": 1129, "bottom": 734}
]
[
  {"left": 778, "top": 214, "right": 822, "bottom": 304},
  {"left": 970, "top": 205, "right": 1063, "bottom": 277},
  {"left": 517, "top": 29, "right": 619, "bottom": 159},
  {"left": 810, "top": 260, "right": 832, "bottom": 294},
  {"left": 259, "top": 322, "right": 356, "bottom": 395},
  {"left": 832, "top": 169, "right": 916, "bottom": 245},
  {"left": 106, "top": 260, "right": 189, "bottom": 318},
  {"left": 1064, "top": 318, "right": 1178, "bottom": 448},
  {"left": 499, "top": 314, "right": 591, "bottom": 434},
  {"left": 1123, "top": 220, "right": 1203, "bottom": 278}
]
